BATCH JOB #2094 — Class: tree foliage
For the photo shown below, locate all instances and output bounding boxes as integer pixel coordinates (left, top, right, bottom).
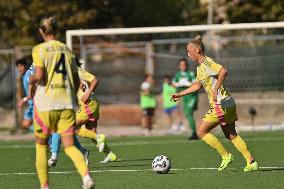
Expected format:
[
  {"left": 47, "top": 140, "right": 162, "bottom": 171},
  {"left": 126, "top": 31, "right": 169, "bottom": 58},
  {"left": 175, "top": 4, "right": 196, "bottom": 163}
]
[{"left": 0, "top": 0, "right": 283, "bottom": 48}]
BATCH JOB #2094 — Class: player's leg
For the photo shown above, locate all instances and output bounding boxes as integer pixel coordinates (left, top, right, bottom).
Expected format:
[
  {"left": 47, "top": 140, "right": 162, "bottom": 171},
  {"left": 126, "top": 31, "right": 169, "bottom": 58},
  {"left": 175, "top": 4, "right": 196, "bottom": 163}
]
[
  {"left": 58, "top": 109, "right": 94, "bottom": 189},
  {"left": 22, "top": 107, "right": 33, "bottom": 131},
  {"left": 198, "top": 120, "right": 228, "bottom": 157},
  {"left": 198, "top": 118, "right": 233, "bottom": 171},
  {"left": 76, "top": 102, "right": 99, "bottom": 141},
  {"left": 83, "top": 121, "right": 117, "bottom": 163},
  {"left": 33, "top": 109, "right": 53, "bottom": 189},
  {"left": 73, "top": 134, "right": 90, "bottom": 165},
  {"left": 221, "top": 122, "right": 258, "bottom": 172},
  {"left": 48, "top": 133, "right": 61, "bottom": 167},
  {"left": 35, "top": 136, "right": 50, "bottom": 189}
]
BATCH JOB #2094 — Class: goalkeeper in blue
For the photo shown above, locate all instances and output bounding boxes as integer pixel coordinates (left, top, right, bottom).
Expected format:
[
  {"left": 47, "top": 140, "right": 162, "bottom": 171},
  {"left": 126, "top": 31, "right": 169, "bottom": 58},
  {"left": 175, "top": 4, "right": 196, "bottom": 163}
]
[{"left": 16, "top": 58, "right": 34, "bottom": 131}]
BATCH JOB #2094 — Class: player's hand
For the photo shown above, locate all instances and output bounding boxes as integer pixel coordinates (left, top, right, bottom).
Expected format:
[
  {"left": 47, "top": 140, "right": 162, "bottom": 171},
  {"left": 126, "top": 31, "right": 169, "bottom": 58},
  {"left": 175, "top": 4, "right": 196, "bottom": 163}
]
[
  {"left": 17, "top": 98, "right": 26, "bottom": 107},
  {"left": 171, "top": 93, "right": 181, "bottom": 102},
  {"left": 80, "top": 93, "right": 90, "bottom": 104}
]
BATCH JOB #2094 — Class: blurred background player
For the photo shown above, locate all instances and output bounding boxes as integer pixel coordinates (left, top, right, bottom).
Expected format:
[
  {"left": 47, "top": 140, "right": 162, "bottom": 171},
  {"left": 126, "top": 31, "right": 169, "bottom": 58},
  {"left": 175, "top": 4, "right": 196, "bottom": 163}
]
[
  {"left": 48, "top": 60, "right": 117, "bottom": 166},
  {"left": 162, "top": 74, "right": 183, "bottom": 132},
  {"left": 172, "top": 58, "right": 198, "bottom": 140},
  {"left": 171, "top": 35, "right": 258, "bottom": 172},
  {"left": 140, "top": 74, "right": 157, "bottom": 136},
  {"left": 29, "top": 16, "right": 94, "bottom": 189},
  {"left": 76, "top": 61, "right": 117, "bottom": 163},
  {"left": 15, "top": 58, "right": 34, "bottom": 132}
]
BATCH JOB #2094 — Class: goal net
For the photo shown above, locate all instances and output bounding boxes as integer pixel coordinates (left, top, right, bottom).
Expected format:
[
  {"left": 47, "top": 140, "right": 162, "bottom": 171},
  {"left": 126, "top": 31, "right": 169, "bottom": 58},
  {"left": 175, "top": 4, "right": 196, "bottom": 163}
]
[{"left": 66, "top": 22, "right": 284, "bottom": 105}]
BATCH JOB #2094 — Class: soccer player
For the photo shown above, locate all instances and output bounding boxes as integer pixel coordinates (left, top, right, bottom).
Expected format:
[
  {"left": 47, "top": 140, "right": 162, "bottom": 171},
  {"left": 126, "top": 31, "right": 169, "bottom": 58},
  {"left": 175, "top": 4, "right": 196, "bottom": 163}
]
[
  {"left": 162, "top": 75, "right": 183, "bottom": 132},
  {"left": 171, "top": 35, "right": 258, "bottom": 172},
  {"left": 48, "top": 62, "right": 117, "bottom": 165},
  {"left": 75, "top": 63, "right": 117, "bottom": 163},
  {"left": 16, "top": 58, "right": 34, "bottom": 131},
  {"left": 30, "top": 16, "right": 94, "bottom": 189},
  {"left": 140, "top": 74, "right": 157, "bottom": 136},
  {"left": 172, "top": 58, "right": 198, "bottom": 140}
]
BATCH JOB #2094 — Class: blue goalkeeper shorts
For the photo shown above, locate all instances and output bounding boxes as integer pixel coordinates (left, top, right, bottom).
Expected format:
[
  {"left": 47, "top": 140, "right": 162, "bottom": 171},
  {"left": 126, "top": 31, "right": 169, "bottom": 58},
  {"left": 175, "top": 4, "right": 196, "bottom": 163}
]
[{"left": 24, "top": 106, "right": 33, "bottom": 120}]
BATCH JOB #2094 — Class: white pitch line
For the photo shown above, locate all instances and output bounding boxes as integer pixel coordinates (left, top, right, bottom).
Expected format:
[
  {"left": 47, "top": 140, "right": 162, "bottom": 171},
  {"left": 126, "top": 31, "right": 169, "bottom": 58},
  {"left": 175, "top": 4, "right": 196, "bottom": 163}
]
[
  {"left": 0, "top": 136, "right": 283, "bottom": 149},
  {"left": 0, "top": 168, "right": 183, "bottom": 176},
  {"left": 0, "top": 167, "right": 283, "bottom": 176}
]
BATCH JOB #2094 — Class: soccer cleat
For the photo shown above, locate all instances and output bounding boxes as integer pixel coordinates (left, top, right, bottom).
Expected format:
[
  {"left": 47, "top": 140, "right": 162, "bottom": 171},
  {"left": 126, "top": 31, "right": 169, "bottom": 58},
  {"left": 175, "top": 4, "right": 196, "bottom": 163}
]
[
  {"left": 100, "top": 152, "right": 117, "bottom": 163},
  {"left": 218, "top": 153, "right": 234, "bottom": 171},
  {"left": 244, "top": 161, "right": 259, "bottom": 172},
  {"left": 48, "top": 157, "right": 57, "bottom": 167},
  {"left": 82, "top": 176, "right": 95, "bottom": 189},
  {"left": 84, "top": 149, "right": 90, "bottom": 165},
  {"left": 96, "top": 134, "right": 106, "bottom": 152}
]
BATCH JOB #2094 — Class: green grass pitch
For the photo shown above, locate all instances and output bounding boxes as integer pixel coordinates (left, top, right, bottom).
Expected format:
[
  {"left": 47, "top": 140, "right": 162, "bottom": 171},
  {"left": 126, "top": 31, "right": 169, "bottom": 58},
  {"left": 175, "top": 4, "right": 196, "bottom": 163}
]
[{"left": 0, "top": 131, "right": 284, "bottom": 189}]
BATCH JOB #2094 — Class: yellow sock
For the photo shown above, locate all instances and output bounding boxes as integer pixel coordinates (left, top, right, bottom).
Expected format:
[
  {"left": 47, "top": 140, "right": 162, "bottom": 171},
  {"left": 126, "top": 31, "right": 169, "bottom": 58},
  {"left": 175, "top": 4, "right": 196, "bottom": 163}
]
[
  {"left": 231, "top": 135, "right": 254, "bottom": 164},
  {"left": 64, "top": 146, "right": 89, "bottom": 177},
  {"left": 35, "top": 144, "right": 48, "bottom": 188},
  {"left": 78, "top": 127, "right": 97, "bottom": 140},
  {"left": 202, "top": 133, "right": 229, "bottom": 158}
]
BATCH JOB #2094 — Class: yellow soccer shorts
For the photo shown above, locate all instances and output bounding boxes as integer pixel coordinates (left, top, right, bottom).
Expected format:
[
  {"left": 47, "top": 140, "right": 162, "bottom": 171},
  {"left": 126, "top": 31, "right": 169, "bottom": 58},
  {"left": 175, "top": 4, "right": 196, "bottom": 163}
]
[
  {"left": 33, "top": 107, "right": 76, "bottom": 139},
  {"left": 76, "top": 99, "right": 99, "bottom": 122},
  {"left": 203, "top": 103, "right": 238, "bottom": 126}
]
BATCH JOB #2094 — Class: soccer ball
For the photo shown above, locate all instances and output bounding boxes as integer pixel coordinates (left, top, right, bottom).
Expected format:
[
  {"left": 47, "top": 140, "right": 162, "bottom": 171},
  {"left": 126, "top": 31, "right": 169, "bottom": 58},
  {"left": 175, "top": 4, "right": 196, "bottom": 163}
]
[{"left": 152, "top": 155, "right": 171, "bottom": 174}]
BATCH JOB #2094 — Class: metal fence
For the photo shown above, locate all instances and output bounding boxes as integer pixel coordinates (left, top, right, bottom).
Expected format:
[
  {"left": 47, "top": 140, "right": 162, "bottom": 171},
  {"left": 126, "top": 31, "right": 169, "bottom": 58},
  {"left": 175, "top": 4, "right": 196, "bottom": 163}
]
[
  {"left": 2, "top": 34, "right": 284, "bottom": 106},
  {"left": 70, "top": 34, "right": 284, "bottom": 104}
]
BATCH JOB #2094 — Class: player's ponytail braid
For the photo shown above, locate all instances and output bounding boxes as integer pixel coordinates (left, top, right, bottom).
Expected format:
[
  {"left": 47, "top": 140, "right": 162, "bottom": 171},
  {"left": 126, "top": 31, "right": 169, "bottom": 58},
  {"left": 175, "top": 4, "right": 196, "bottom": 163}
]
[
  {"left": 40, "top": 16, "right": 57, "bottom": 35},
  {"left": 191, "top": 35, "right": 205, "bottom": 53}
]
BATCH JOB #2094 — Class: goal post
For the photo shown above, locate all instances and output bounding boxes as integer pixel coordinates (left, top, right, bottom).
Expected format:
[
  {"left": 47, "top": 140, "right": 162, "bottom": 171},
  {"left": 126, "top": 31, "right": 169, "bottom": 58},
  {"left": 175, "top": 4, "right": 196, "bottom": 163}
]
[
  {"left": 65, "top": 21, "right": 284, "bottom": 105},
  {"left": 65, "top": 21, "right": 284, "bottom": 126},
  {"left": 66, "top": 21, "right": 284, "bottom": 50}
]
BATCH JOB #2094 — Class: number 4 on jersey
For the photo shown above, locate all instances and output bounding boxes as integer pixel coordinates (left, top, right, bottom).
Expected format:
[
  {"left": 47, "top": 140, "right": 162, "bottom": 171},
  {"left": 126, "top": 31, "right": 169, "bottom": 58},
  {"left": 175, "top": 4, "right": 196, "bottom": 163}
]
[{"left": 55, "top": 53, "right": 67, "bottom": 80}]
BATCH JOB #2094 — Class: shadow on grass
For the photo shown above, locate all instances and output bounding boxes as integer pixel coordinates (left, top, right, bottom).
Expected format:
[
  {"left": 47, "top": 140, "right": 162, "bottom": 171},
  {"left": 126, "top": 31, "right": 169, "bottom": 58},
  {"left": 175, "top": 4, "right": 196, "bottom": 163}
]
[
  {"left": 94, "top": 163, "right": 150, "bottom": 169},
  {"left": 259, "top": 167, "right": 284, "bottom": 172},
  {"left": 119, "top": 158, "right": 153, "bottom": 162}
]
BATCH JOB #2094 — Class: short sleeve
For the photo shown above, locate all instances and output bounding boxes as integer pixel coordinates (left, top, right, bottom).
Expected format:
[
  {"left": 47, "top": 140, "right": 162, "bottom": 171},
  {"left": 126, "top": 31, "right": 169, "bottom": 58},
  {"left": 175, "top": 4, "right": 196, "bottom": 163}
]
[
  {"left": 32, "top": 46, "right": 44, "bottom": 68},
  {"left": 205, "top": 60, "right": 222, "bottom": 76}
]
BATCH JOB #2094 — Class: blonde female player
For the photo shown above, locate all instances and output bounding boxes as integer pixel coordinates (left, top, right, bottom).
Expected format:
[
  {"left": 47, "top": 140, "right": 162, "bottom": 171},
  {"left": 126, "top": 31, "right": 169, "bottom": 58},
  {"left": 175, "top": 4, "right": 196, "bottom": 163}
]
[
  {"left": 30, "top": 16, "right": 94, "bottom": 189},
  {"left": 171, "top": 35, "right": 258, "bottom": 172},
  {"left": 75, "top": 62, "right": 117, "bottom": 163}
]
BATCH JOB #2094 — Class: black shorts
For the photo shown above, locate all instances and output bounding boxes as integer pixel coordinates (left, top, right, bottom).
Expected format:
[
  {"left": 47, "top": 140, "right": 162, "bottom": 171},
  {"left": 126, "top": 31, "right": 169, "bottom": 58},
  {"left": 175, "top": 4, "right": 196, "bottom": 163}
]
[{"left": 142, "top": 108, "right": 155, "bottom": 116}]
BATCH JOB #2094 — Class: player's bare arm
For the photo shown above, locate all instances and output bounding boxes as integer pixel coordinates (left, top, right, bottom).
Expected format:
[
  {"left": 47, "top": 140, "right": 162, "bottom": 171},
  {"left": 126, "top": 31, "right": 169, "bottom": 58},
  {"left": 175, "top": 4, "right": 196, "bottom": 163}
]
[
  {"left": 171, "top": 81, "right": 201, "bottom": 102},
  {"left": 81, "top": 78, "right": 99, "bottom": 104},
  {"left": 213, "top": 67, "right": 228, "bottom": 102},
  {"left": 29, "top": 66, "right": 44, "bottom": 85}
]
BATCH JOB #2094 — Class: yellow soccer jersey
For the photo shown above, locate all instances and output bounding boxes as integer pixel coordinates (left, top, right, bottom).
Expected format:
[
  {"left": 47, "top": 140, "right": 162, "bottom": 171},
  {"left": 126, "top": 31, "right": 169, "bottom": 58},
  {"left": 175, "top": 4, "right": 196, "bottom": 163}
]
[
  {"left": 32, "top": 40, "right": 78, "bottom": 111},
  {"left": 77, "top": 68, "right": 96, "bottom": 105},
  {"left": 196, "top": 56, "right": 233, "bottom": 107}
]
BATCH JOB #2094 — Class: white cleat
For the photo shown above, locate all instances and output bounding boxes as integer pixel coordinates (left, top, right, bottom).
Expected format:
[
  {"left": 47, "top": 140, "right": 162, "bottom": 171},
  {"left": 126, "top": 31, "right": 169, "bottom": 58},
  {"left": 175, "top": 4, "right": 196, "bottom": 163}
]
[
  {"left": 82, "top": 177, "right": 95, "bottom": 189},
  {"left": 100, "top": 152, "right": 117, "bottom": 163}
]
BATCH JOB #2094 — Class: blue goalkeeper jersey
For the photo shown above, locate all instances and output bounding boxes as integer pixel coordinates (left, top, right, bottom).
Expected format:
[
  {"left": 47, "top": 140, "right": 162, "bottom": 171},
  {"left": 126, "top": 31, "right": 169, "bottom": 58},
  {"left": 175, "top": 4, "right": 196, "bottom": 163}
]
[{"left": 22, "top": 66, "right": 34, "bottom": 107}]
